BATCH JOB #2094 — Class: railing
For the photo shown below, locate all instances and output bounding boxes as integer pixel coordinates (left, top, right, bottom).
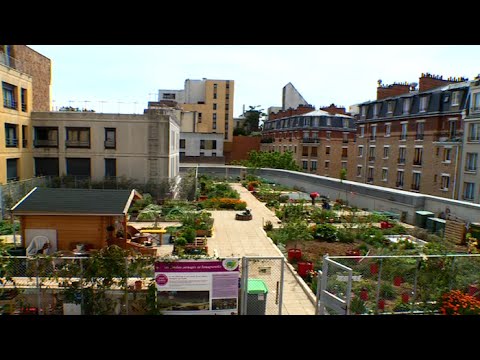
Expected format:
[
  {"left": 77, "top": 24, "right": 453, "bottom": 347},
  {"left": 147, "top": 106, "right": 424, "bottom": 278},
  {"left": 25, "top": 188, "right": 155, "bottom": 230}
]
[
  {"left": 104, "top": 140, "right": 116, "bottom": 148},
  {"left": 367, "top": 177, "right": 373, "bottom": 183},
  {"left": 21, "top": 103, "right": 27, "bottom": 112},
  {"left": 5, "top": 138, "right": 18, "bottom": 147},
  {"left": 302, "top": 138, "right": 320, "bottom": 144},
  {"left": 411, "top": 184, "right": 420, "bottom": 191},
  {"left": 343, "top": 139, "right": 349, "bottom": 143},
  {"left": 342, "top": 155, "right": 348, "bottom": 159},
  {"left": 415, "top": 134, "right": 424, "bottom": 140},
  {"left": 0, "top": 52, "right": 27, "bottom": 73},
  {"left": 65, "top": 140, "right": 90, "bottom": 148},
  {"left": 397, "top": 158, "right": 406, "bottom": 164},
  {"left": 368, "top": 156, "right": 375, "bottom": 161},
  {"left": 399, "top": 135, "right": 407, "bottom": 140},
  {"left": 369, "top": 136, "right": 376, "bottom": 141},
  {"left": 3, "top": 99, "right": 17, "bottom": 110},
  {"left": 34, "top": 139, "right": 58, "bottom": 147}
]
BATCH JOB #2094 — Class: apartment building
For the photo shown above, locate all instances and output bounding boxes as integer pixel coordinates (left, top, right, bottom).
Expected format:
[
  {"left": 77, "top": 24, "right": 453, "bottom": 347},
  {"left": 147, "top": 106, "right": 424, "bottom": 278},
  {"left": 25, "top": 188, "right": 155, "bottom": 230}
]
[
  {"left": 159, "top": 79, "right": 234, "bottom": 163},
  {"left": 459, "top": 76, "right": 480, "bottom": 202},
  {"left": 261, "top": 108, "right": 356, "bottom": 180},
  {"left": 354, "top": 73, "right": 469, "bottom": 199},
  {"left": 0, "top": 45, "right": 51, "bottom": 184},
  {"left": 31, "top": 106, "right": 180, "bottom": 182}
]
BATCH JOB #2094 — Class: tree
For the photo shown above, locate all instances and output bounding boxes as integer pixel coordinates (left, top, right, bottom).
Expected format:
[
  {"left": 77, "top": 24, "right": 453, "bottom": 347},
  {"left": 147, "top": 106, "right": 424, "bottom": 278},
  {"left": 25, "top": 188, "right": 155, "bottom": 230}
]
[
  {"left": 241, "top": 150, "right": 300, "bottom": 171},
  {"left": 243, "top": 105, "right": 266, "bottom": 134}
]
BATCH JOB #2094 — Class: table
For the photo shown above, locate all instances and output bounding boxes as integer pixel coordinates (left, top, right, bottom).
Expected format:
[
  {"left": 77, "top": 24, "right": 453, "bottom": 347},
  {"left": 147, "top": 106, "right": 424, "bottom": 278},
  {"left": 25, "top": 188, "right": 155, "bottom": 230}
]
[{"left": 140, "top": 229, "right": 166, "bottom": 245}]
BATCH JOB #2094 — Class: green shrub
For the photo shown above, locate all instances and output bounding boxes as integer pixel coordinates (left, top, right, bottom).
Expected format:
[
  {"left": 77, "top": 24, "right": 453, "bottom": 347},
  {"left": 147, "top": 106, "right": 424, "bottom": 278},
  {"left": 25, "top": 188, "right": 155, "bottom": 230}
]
[
  {"left": 175, "top": 237, "right": 187, "bottom": 246},
  {"left": 380, "top": 282, "right": 396, "bottom": 300},
  {"left": 264, "top": 221, "right": 273, "bottom": 231},
  {"left": 180, "top": 227, "right": 196, "bottom": 243},
  {"left": 234, "top": 202, "right": 247, "bottom": 211},
  {"left": 314, "top": 224, "right": 337, "bottom": 242},
  {"left": 336, "top": 229, "right": 355, "bottom": 243}
]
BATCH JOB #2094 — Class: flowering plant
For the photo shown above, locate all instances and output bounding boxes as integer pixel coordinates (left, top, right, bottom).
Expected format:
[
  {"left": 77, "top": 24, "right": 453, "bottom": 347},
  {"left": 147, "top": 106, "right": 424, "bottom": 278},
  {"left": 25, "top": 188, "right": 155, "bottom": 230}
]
[{"left": 440, "top": 290, "right": 480, "bottom": 315}]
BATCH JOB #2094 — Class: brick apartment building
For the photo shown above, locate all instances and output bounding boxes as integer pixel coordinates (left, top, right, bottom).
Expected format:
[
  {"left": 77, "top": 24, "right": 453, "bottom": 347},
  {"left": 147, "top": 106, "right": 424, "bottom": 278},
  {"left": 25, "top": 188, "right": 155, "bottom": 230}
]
[{"left": 353, "top": 73, "right": 469, "bottom": 199}]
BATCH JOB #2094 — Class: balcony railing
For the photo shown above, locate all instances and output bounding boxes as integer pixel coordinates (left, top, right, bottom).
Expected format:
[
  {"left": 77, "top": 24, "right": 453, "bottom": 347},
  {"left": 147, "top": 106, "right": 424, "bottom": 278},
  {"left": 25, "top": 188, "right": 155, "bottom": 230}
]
[
  {"left": 415, "top": 133, "right": 424, "bottom": 140},
  {"left": 342, "top": 155, "right": 348, "bottom": 159},
  {"left": 21, "top": 103, "right": 27, "bottom": 112},
  {"left": 411, "top": 185, "right": 420, "bottom": 191},
  {"left": 397, "top": 158, "right": 406, "bottom": 164},
  {"left": 343, "top": 139, "right": 349, "bottom": 143},
  {"left": 301, "top": 138, "right": 320, "bottom": 144},
  {"left": 367, "top": 177, "right": 374, "bottom": 183},
  {"left": 368, "top": 156, "right": 375, "bottom": 161},
  {"left": 395, "top": 182, "right": 404, "bottom": 188},
  {"left": 5, "top": 138, "right": 18, "bottom": 147},
  {"left": 399, "top": 135, "right": 407, "bottom": 140},
  {"left": 413, "top": 160, "right": 422, "bottom": 166},
  {"left": 3, "top": 99, "right": 17, "bottom": 110},
  {"left": 65, "top": 140, "right": 90, "bottom": 148},
  {"left": 0, "top": 52, "right": 27, "bottom": 73},
  {"left": 104, "top": 140, "right": 116, "bottom": 149},
  {"left": 34, "top": 139, "right": 58, "bottom": 147},
  {"left": 260, "top": 138, "right": 274, "bottom": 143},
  {"left": 369, "top": 136, "right": 376, "bottom": 141}
]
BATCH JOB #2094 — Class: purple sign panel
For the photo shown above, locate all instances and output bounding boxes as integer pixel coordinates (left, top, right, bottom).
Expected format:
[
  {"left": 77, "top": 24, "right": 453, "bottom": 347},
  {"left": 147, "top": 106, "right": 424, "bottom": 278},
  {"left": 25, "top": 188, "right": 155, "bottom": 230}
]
[{"left": 155, "top": 259, "right": 239, "bottom": 273}]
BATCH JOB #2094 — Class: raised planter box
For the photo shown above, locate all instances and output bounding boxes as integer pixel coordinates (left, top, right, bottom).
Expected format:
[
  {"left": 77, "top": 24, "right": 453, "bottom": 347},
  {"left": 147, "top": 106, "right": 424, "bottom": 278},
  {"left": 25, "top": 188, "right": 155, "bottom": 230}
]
[
  {"left": 235, "top": 214, "right": 252, "bottom": 221},
  {"left": 196, "top": 229, "right": 213, "bottom": 237}
]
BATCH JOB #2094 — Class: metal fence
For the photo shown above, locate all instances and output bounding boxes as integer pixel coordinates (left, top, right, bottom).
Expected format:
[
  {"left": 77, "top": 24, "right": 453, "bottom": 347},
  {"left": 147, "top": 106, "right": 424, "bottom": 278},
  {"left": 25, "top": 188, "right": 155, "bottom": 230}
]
[
  {"left": 240, "top": 256, "right": 285, "bottom": 315},
  {"left": 316, "top": 254, "right": 480, "bottom": 315}
]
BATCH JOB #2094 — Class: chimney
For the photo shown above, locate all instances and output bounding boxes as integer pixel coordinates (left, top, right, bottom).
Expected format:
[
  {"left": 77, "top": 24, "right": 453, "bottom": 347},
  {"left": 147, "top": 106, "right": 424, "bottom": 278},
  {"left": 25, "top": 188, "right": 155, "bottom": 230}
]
[
  {"left": 418, "top": 73, "right": 468, "bottom": 92},
  {"left": 320, "top": 103, "right": 346, "bottom": 115},
  {"left": 377, "top": 81, "right": 411, "bottom": 100}
]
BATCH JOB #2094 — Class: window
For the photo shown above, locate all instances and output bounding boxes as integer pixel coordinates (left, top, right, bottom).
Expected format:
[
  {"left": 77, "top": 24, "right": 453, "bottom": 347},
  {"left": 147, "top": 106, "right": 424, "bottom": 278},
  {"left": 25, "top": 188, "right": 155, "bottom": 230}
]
[
  {"left": 358, "top": 146, "right": 364, "bottom": 157},
  {"left": 2, "top": 82, "right": 17, "bottom": 110},
  {"left": 22, "top": 125, "right": 27, "bottom": 148},
  {"left": 302, "top": 146, "right": 309, "bottom": 156},
  {"left": 341, "top": 147, "right": 348, "bottom": 159},
  {"left": 411, "top": 172, "right": 421, "bottom": 191},
  {"left": 5, "top": 123, "right": 18, "bottom": 147},
  {"left": 356, "top": 166, "right": 362, "bottom": 177},
  {"left": 6, "top": 159, "right": 18, "bottom": 181},
  {"left": 225, "top": 104, "right": 229, "bottom": 111},
  {"left": 342, "top": 119, "right": 349, "bottom": 128},
  {"left": 200, "top": 140, "right": 217, "bottom": 150},
  {"left": 396, "top": 171, "right": 404, "bottom": 187},
  {"left": 441, "top": 175, "right": 450, "bottom": 191},
  {"left": 464, "top": 182, "right": 475, "bottom": 201},
  {"left": 105, "top": 158, "right": 116, "bottom": 178},
  {"left": 342, "top": 132, "right": 348, "bottom": 143},
  {"left": 449, "top": 120, "right": 457, "bottom": 138},
  {"left": 367, "top": 168, "right": 374, "bottom": 182},
  {"left": 451, "top": 91, "right": 460, "bottom": 106},
  {"left": 34, "top": 157, "right": 59, "bottom": 176},
  {"left": 359, "top": 126, "right": 365, "bottom": 137},
  {"left": 66, "top": 158, "right": 91, "bottom": 177},
  {"left": 311, "top": 160, "right": 317, "bottom": 171},
  {"left": 311, "top": 147, "right": 318, "bottom": 157},
  {"left": 66, "top": 127, "right": 90, "bottom": 148},
  {"left": 372, "top": 103, "right": 378, "bottom": 118},
  {"left": 104, "top": 128, "right": 116, "bottom": 149},
  {"left": 468, "top": 123, "right": 480, "bottom": 141},
  {"left": 370, "top": 126, "right": 376, "bottom": 140},
  {"left": 326, "top": 131, "right": 331, "bottom": 140},
  {"left": 162, "top": 93, "right": 176, "bottom": 100},
  {"left": 413, "top": 147, "right": 423, "bottom": 165},
  {"left": 180, "top": 139, "right": 186, "bottom": 149},
  {"left": 383, "top": 146, "right": 389, "bottom": 159},
  {"left": 420, "top": 96, "right": 429, "bottom": 112},
  {"left": 34, "top": 127, "right": 58, "bottom": 147},
  {"left": 325, "top": 146, "right": 330, "bottom": 155},
  {"left": 443, "top": 148, "right": 452, "bottom": 163},
  {"left": 466, "top": 153, "right": 478, "bottom": 172},
  {"left": 213, "top": 93, "right": 217, "bottom": 99},
  {"left": 198, "top": 113, "right": 202, "bottom": 123},
  {"left": 213, "top": 103, "right": 217, "bottom": 110},
  {"left": 385, "top": 124, "right": 391, "bottom": 137},
  {"left": 416, "top": 122, "right": 424, "bottom": 140},
  {"left": 341, "top": 162, "right": 347, "bottom": 170},
  {"left": 302, "top": 160, "right": 308, "bottom": 170},
  {"left": 326, "top": 118, "right": 331, "bottom": 126},
  {"left": 387, "top": 101, "right": 394, "bottom": 114},
  {"left": 324, "top": 161, "right": 329, "bottom": 169},
  {"left": 213, "top": 114, "right": 217, "bottom": 121},
  {"left": 21, "top": 88, "right": 27, "bottom": 112},
  {"left": 398, "top": 147, "right": 406, "bottom": 164},
  {"left": 382, "top": 168, "right": 388, "bottom": 181},
  {"left": 400, "top": 123, "right": 408, "bottom": 140},
  {"left": 403, "top": 98, "right": 410, "bottom": 114},
  {"left": 212, "top": 152, "right": 216, "bottom": 157},
  {"left": 474, "top": 93, "right": 480, "bottom": 112},
  {"left": 368, "top": 146, "right": 375, "bottom": 161},
  {"left": 361, "top": 106, "right": 366, "bottom": 117}
]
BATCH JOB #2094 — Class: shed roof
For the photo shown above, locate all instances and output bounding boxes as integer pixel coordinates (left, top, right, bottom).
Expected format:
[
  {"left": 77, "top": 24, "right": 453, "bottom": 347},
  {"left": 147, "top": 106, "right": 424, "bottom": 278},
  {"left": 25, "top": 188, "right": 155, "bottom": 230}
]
[{"left": 11, "top": 187, "right": 141, "bottom": 215}]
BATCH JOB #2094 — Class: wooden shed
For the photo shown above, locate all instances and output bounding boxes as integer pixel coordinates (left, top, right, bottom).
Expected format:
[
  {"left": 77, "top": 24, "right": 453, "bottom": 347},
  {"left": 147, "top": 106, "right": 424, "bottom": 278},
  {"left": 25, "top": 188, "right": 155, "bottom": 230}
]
[{"left": 11, "top": 187, "right": 142, "bottom": 252}]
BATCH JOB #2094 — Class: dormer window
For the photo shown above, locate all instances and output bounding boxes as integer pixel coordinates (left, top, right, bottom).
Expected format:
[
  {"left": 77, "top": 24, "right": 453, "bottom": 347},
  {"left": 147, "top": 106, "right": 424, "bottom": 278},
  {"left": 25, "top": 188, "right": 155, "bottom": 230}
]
[
  {"left": 372, "top": 103, "right": 378, "bottom": 118},
  {"left": 420, "top": 96, "right": 429, "bottom": 112},
  {"left": 403, "top": 98, "right": 410, "bottom": 114},
  {"left": 387, "top": 101, "right": 394, "bottom": 114},
  {"left": 451, "top": 91, "right": 460, "bottom": 106}
]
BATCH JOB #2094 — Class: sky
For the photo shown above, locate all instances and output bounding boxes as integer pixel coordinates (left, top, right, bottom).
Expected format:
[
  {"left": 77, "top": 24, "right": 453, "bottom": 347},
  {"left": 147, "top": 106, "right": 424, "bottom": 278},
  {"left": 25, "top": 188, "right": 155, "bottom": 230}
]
[{"left": 29, "top": 45, "right": 480, "bottom": 117}]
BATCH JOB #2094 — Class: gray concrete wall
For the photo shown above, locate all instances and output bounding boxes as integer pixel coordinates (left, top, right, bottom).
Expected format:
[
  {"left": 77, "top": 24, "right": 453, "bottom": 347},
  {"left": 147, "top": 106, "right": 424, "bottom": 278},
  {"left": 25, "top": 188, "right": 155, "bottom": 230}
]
[{"left": 180, "top": 165, "right": 480, "bottom": 225}]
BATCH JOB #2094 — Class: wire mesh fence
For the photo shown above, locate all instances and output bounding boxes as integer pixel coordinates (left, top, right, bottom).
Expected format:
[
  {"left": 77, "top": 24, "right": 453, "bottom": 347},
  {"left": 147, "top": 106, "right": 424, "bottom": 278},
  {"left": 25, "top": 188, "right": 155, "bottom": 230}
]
[
  {"left": 240, "top": 256, "right": 284, "bottom": 315},
  {"left": 318, "top": 254, "right": 480, "bottom": 315}
]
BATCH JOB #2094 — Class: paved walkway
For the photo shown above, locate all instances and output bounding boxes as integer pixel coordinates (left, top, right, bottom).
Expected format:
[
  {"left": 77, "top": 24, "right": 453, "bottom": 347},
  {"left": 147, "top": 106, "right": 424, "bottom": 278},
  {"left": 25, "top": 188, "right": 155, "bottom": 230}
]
[{"left": 207, "top": 183, "right": 316, "bottom": 315}]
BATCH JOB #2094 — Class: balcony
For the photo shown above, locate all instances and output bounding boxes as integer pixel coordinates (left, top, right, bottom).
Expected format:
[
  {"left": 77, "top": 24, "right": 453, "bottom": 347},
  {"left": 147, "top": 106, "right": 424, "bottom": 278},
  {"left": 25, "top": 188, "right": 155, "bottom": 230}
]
[
  {"left": 260, "top": 138, "right": 274, "bottom": 143},
  {"left": 342, "top": 139, "right": 349, "bottom": 143},
  {"left": 3, "top": 99, "right": 17, "bottom": 110},
  {"left": 104, "top": 140, "right": 116, "bottom": 149},
  {"left": 369, "top": 136, "right": 376, "bottom": 141},
  {"left": 368, "top": 156, "right": 375, "bottom": 162},
  {"left": 5, "top": 138, "right": 18, "bottom": 147},
  {"left": 397, "top": 158, "right": 406, "bottom": 164},
  {"left": 301, "top": 138, "right": 320, "bottom": 144},
  {"left": 0, "top": 53, "right": 26, "bottom": 73},
  {"left": 367, "top": 177, "right": 374, "bottom": 183},
  {"left": 413, "top": 160, "right": 422, "bottom": 166},
  {"left": 399, "top": 135, "right": 407, "bottom": 140},
  {"left": 415, "top": 134, "right": 424, "bottom": 140},
  {"left": 342, "top": 155, "right": 348, "bottom": 160},
  {"left": 34, "top": 139, "right": 58, "bottom": 148},
  {"left": 65, "top": 140, "right": 90, "bottom": 148},
  {"left": 411, "top": 185, "right": 420, "bottom": 191},
  {"left": 395, "top": 182, "right": 404, "bottom": 188}
]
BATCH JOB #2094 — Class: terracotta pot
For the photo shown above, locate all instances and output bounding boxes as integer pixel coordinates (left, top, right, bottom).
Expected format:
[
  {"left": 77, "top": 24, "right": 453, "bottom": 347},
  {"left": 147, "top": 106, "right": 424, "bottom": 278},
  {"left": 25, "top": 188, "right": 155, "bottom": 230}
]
[
  {"left": 378, "top": 299, "right": 385, "bottom": 310},
  {"left": 401, "top": 292, "right": 410, "bottom": 303},
  {"left": 370, "top": 263, "right": 379, "bottom": 275},
  {"left": 393, "top": 276, "right": 403, "bottom": 286}
]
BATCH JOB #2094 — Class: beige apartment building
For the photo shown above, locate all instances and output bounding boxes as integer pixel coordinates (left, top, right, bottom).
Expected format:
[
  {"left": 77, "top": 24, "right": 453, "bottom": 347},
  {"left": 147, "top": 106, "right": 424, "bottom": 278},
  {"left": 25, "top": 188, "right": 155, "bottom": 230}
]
[
  {"left": 159, "top": 79, "right": 234, "bottom": 162},
  {"left": 31, "top": 106, "right": 180, "bottom": 182},
  {"left": 354, "top": 74, "right": 469, "bottom": 199},
  {"left": 0, "top": 45, "right": 51, "bottom": 184}
]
